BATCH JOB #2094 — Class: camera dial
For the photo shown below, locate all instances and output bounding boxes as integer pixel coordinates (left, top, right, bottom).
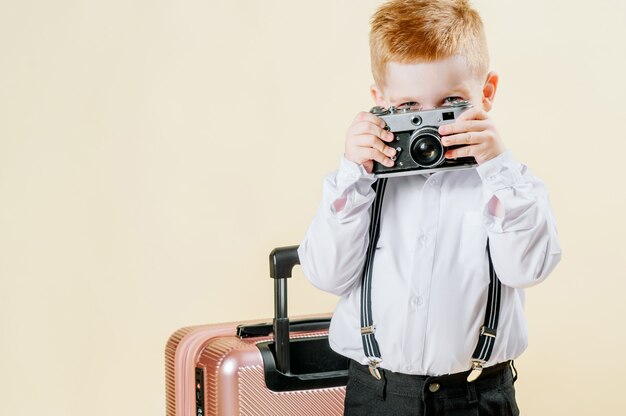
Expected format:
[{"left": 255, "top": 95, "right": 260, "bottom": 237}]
[{"left": 370, "top": 106, "right": 390, "bottom": 116}]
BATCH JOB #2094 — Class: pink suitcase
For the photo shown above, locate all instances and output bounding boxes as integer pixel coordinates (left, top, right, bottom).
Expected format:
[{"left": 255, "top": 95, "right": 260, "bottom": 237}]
[{"left": 165, "top": 246, "right": 348, "bottom": 416}]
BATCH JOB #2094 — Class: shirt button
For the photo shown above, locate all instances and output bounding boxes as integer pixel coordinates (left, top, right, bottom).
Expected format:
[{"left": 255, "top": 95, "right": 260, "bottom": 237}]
[
  {"left": 430, "top": 178, "right": 440, "bottom": 188},
  {"left": 487, "top": 175, "right": 496, "bottom": 182},
  {"left": 406, "top": 365, "right": 413, "bottom": 372},
  {"left": 412, "top": 296, "right": 424, "bottom": 307},
  {"left": 429, "top": 383, "right": 440, "bottom": 392}
]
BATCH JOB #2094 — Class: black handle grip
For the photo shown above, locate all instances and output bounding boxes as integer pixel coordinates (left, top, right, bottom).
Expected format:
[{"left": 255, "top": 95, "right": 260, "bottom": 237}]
[{"left": 269, "top": 245, "right": 300, "bottom": 280}]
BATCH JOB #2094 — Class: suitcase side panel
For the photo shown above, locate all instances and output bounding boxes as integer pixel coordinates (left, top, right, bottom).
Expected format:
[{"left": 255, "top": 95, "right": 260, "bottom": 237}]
[
  {"left": 198, "top": 331, "right": 346, "bottom": 416},
  {"left": 166, "top": 324, "right": 238, "bottom": 416},
  {"left": 166, "top": 327, "right": 196, "bottom": 416}
]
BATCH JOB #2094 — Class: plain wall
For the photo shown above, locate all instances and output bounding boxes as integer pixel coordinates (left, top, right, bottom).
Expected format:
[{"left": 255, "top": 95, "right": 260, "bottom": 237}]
[{"left": 1, "top": 0, "right": 624, "bottom": 414}]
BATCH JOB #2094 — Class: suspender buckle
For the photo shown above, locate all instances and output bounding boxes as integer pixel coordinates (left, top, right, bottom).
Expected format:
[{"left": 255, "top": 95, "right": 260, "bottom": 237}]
[
  {"left": 368, "top": 358, "right": 382, "bottom": 380},
  {"left": 467, "top": 360, "right": 485, "bottom": 382},
  {"left": 480, "top": 326, "right": 497, "bottom": 338},
  {"left": 361, "top": 325, "right": 376, "bottom": 335}
]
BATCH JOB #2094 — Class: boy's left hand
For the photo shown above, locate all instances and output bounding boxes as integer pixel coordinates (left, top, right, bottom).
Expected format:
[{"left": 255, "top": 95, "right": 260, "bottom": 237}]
[{"left": 438, "top": 107, "right": 505, "bottom": 165}]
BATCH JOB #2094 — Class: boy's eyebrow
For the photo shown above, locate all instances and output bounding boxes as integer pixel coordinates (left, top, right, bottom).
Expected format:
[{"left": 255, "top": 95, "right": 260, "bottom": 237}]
[
  {"left": 390, "top": 88, "right": 472, "bottom": 105},
  {"left": 391, "top": 97, "right": 419, "bottom": 105}
]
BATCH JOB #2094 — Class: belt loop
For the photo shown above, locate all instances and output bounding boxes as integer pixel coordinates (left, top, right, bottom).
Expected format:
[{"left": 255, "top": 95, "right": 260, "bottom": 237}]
[{"left": 466, "top": 381, "right": 478, "bottom": 405}]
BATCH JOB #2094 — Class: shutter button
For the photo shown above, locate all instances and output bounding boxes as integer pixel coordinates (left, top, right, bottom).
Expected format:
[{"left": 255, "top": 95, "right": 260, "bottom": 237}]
[{"left": 429, "top": 383, "right": 440, "bottom": 392}]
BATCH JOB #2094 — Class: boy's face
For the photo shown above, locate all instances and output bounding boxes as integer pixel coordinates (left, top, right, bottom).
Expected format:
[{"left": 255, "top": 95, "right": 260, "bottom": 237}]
[{"left": 371, "top": 55, "right": 497, "bottom": 112}]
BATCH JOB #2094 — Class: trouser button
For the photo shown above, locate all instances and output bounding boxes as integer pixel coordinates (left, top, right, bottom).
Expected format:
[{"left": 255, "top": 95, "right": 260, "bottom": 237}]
[{"left": 428, "top": 383, "right": 440, "bottom": 392}]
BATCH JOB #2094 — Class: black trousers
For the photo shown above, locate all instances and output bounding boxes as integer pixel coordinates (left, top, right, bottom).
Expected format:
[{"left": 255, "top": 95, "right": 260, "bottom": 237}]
[{"left": 343, "top": 360, "right": 519, "bottom": 416}]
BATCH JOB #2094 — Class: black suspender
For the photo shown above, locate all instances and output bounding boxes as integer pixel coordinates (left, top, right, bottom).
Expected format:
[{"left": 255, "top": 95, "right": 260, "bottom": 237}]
[
  {"left": 359, "top": 178, "right": 502, "bottom": 382},
  {"left": 359, "top": 178, "right": 388, "bottom": 379},
  {"left": 467, "top": 239, "right": 502, "bottom": 381}
]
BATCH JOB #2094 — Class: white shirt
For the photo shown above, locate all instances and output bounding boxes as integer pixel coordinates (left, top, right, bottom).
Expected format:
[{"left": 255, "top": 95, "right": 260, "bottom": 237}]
[{"left": 298, "top": 151, "right": 561, "bottom": 376}]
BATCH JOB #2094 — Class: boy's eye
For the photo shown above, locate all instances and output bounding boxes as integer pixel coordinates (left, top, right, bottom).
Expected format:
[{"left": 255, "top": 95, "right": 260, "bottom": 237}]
[
  {"left": 443, "top": 96, "right": 463, "bottom": 105},
  {"left": 397, "top": 101, "right": 419, "bottom": 110}
]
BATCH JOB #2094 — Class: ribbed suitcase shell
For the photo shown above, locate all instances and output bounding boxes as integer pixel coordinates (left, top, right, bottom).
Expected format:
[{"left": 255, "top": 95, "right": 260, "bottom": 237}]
[{"left": 165, "top": 317, "right": 346, "bottom": 416}]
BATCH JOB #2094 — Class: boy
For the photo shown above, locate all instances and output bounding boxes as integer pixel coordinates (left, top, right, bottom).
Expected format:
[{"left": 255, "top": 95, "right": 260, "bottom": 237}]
[{"left": 297, "top": 0, "right": 561, "bottom": 415}]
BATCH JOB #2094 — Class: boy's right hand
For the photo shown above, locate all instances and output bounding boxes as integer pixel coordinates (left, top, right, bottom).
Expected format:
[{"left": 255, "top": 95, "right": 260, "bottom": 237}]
[{"left": 344, "top": 112, "right": 396, "bottom": 174}]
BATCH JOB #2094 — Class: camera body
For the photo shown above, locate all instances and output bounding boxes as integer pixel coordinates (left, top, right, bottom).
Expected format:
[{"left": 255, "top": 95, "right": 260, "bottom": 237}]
[{"left": 371, "top": 101, "right": 477, "bottom": 177}]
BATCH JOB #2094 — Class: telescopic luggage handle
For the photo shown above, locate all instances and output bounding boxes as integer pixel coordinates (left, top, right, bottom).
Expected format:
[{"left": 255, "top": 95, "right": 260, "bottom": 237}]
[
  {"left": 257, "top": 245, "right": 348, "bottom": 391},
  {"left": 269, "top": 245, "right": 300, "bottom": 375}
]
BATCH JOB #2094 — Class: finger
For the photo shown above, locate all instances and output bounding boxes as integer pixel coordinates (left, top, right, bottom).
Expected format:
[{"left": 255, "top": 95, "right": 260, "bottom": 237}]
[
  {"left": 444, "top": 143, "right": 481, "bottom": 159},
  {"left": 441, "top": 131, "right": 487, "bottom": 147},
  {"left": 438, "top": 119, "right": 488, "bottom": 136},
  {"left": 350, "top": 146, "right": 390, "bottom": 167},
  {"left": 353, "top": 134, "right": 397, "bottom": 158},
  {"left": 354, "top": 111, "right": 388, "bottom": 130},
  {"left": 456, "top": 107, "right": 488, "bottom": 121},
  {"left": 349, "top": 121, "right": 394, "bottom": 142},
  {"left": 359, "top": 147, "right": 395, "bottom": 167}
]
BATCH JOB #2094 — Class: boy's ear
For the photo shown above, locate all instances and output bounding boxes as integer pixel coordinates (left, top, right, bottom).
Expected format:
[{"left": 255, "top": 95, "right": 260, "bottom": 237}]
[
  {"left": 482, "top": 71, "right": 499, "bottom": 112},
  {"left": 370, "top": 84, "right": 387, "bottom": 108}
]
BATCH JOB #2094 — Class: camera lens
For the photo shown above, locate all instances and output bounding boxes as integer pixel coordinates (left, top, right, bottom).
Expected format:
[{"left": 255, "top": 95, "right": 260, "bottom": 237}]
[
  {"left": 411, "top": 137, "right": 440, "bottom": 166},
  {"left": 409, "top": 128, "right": 445, "bottom": 168}
]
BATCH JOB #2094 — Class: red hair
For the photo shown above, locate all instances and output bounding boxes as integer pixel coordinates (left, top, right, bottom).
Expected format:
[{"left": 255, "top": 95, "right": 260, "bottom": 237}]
[{"left": 370, "top": 0, "right": 489, "bottom": 86}]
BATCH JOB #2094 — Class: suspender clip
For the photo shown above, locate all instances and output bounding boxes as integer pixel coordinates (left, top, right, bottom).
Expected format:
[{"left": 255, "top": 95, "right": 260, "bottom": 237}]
[
  {"left": 368, "top": 358, "right": 382, "bottom": 380},
  {"left": 467, "top": 360, "right": 485, "bottom": 382}
]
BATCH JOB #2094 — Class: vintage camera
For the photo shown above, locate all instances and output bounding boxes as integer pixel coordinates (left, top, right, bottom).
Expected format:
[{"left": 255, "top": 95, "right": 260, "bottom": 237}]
[{"left": 371, "top": 100, "right": 477, "bottom": 177}]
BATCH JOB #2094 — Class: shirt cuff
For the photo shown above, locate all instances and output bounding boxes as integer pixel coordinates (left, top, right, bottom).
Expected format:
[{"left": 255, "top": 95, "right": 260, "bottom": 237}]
[
  {"left": 336, "top": 156, "right": 376, "bottom": 191},
  {"left": 475, "top": 150, "right": 524, "bottom": 193}
]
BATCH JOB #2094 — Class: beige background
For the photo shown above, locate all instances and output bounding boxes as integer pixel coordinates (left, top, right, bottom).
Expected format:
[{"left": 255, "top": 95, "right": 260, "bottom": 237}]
[{"left": 1, "top": 0, "right": 624, "bottom": 415}]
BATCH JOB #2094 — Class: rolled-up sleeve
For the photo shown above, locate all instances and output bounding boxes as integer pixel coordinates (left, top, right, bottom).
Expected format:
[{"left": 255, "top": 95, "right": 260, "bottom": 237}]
[
  {"left": 298, "top": 157, "right": 377, "bottom": 296},
  {"left": 476, "top": 151, "right": 562, "bottom": 288}
]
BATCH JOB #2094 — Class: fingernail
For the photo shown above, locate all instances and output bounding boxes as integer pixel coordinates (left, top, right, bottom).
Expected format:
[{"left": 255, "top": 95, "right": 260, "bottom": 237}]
[
  {"left": 385, "top": 147, "right": 396, "bottom": 157},
  {"left": 386, "top": 159, "right": 395, "bottom": 167},
  {"left": 442, "top": 138, "right": 450, "bottom": 145}
]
